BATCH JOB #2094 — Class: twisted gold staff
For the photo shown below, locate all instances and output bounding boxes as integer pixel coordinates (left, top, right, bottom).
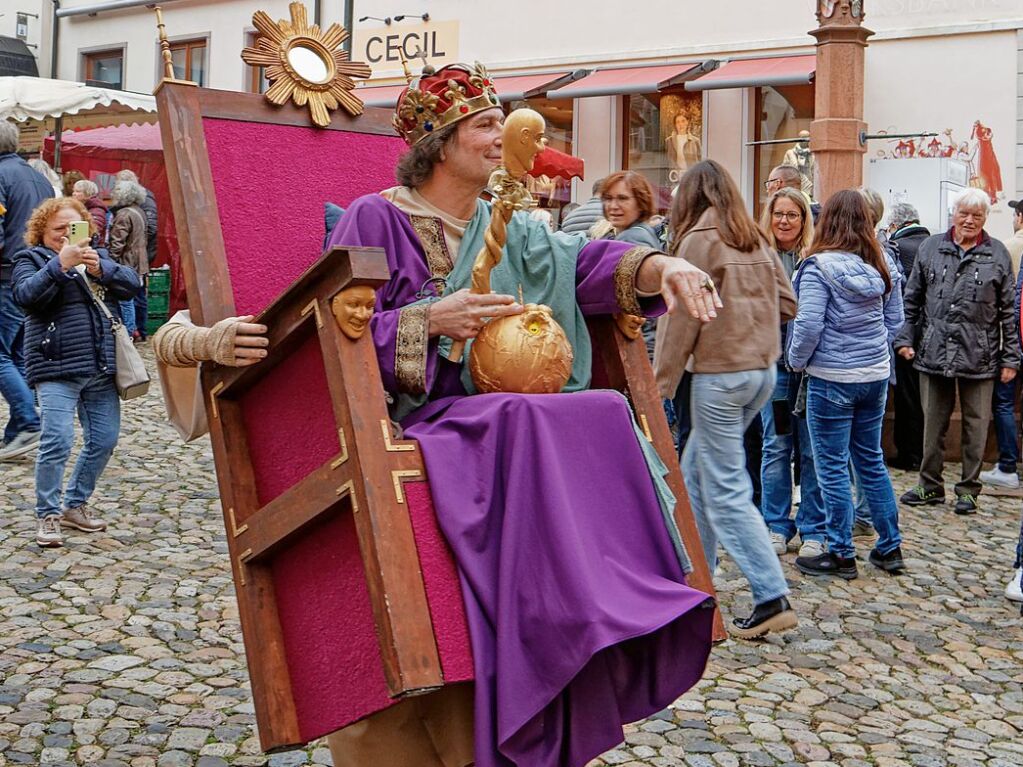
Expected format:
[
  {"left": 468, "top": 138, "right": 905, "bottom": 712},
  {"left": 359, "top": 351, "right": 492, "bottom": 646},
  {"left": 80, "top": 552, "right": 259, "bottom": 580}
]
[{"left": 447, "top": 108, "right": 547, "bottom": 361}]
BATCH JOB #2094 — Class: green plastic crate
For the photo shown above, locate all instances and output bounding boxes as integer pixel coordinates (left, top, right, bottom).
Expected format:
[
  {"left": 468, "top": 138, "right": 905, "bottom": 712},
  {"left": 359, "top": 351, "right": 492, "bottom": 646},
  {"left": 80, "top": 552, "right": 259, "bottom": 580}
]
[
  {"left": 147, "top": 293, "right": 169, "bottom": 316},
  {"left": 148, "top": 269, "right": 170, "bottom": 294},
  {"left": 145, "top": 315, "right": 168, "bottom": 337}
]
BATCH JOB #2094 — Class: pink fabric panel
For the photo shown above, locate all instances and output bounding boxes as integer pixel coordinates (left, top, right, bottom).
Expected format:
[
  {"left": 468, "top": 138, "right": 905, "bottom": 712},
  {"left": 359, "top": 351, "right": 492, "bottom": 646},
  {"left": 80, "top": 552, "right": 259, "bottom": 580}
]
[
  {"left": 201, "top": 118, "right": 405, "bottom": 316},
  {"left": 271, "top": 506, "right": 393, "bottom": 741},
  {"left": 405, "top": 481, "right": 475, "bottom": 683},
  {"left": 240, "top": 335, "right": 339, "bottom": 506}
]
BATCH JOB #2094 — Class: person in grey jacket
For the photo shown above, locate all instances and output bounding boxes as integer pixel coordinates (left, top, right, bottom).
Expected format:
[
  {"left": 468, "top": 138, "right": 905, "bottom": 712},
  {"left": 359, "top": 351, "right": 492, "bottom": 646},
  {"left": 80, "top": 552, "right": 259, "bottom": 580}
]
[
  {"left": 559, "top": 177, "right": 605, "bottom": 236},
  {"left": 895, "top": 188, "right": 1020, "bottom": 515}
]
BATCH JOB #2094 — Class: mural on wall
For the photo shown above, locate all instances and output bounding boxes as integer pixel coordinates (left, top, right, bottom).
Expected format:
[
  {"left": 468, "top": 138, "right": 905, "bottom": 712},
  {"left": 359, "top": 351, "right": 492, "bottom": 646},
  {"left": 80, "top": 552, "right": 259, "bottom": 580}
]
[{"left": 874, "top": 120, "right": 1004, "bottom": 205}]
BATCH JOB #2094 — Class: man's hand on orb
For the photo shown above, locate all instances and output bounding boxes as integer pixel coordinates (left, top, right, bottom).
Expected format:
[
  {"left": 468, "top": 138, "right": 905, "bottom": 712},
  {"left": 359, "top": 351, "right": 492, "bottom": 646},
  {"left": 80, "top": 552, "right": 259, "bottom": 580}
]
[{"left": 428, "top": 289, "right": 524, "bottom": 341}]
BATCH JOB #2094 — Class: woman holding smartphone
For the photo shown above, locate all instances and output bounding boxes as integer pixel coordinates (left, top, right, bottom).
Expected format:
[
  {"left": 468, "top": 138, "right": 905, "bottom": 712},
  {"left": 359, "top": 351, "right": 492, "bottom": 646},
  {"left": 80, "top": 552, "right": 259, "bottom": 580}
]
[{"left": 11, "top": 197, "right": 140, "bottom": 548}]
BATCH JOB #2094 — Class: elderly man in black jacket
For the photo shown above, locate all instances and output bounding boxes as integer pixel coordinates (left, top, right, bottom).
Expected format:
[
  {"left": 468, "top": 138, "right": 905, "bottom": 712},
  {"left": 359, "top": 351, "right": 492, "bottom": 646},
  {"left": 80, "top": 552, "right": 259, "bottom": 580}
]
[
  {"left": 895, "top": 188, "right": 1020, "bottom": 515},
  {"left": 0, "top": 120, "right": 54, "bottom": 461}
]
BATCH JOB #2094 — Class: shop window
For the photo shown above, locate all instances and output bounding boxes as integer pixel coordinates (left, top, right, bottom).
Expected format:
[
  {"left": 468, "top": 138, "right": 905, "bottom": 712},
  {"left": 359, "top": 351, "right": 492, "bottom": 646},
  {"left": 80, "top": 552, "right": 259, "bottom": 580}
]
[
  {"left": 83, "top": 49, "right": 124, "bottom": 90},
  {"left": 170, "top": 38, "right": 207, "bottom": 87},
  {"left": 754, "top": 84, "right": 815, "bottom": 211},
  {"left": 247, "top": 33, "right": 270, "bottom": 94},
  {"left": 623, "top": 91, "right": 704, "bottom": 214},
  {"left": 504, "top": 96, "right": 574, "bottom": 217}
]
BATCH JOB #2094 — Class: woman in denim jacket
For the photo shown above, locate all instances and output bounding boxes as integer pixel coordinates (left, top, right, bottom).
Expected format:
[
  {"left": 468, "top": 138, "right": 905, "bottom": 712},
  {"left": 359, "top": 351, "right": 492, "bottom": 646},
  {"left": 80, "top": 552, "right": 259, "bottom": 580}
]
[{"left": 787, "top": 190, "right": 906, "bottom": 580}]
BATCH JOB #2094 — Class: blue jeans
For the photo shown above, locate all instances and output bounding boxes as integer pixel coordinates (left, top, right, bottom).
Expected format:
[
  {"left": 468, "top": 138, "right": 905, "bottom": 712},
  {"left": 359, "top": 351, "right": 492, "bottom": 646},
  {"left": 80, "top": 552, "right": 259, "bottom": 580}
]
[
  {"left": 682, "top": 368, "right": 790, "bottom": 605},
  {"left": 760, "top": 368, "right": 825, "bottom": 543},
  {"left": 35, "top": 374, "right": 120, "bottom": 519},
  {"left": 851, "top": 461, "right": 873, "bottom": 526},
  {"left": 991, "top": 377, "right": 1020, "bottom": 473},
  {"left": 119, "top": 299, "right": 136, "bottom": 334},
  {"left": 0, "top": 281, "right": 40, "bottom": 442},
  {"left": 134, "top": 275, "right": 149, "bottom": 338},
  {"left": 806, "top": 377, "right": 902, "bottom": 559}
]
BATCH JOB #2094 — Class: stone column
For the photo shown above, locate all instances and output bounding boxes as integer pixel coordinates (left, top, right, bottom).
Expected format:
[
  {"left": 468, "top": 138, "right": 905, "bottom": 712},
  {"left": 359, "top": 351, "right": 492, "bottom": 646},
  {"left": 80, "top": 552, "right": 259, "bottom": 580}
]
[{"left": 809, "top": 0, "right": 873, "bottom": 202}]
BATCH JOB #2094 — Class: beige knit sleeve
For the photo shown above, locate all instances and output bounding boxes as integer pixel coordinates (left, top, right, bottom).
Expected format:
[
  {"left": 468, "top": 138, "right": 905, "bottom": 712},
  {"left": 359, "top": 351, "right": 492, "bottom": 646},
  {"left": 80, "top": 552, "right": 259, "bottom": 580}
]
[{"left": 153, "top": 311, "right": 243, "bottom": 367}]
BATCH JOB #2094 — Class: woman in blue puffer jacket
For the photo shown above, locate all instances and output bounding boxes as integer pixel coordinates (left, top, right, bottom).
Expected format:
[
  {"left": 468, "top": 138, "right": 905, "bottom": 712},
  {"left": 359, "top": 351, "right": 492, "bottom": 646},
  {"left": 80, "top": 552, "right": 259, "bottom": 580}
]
[
  {"left": 787, "top": 190, "right": 906, "bottom": 581},
  {"left": 12, "top": 197, "right": 140, "bottom": 549}
]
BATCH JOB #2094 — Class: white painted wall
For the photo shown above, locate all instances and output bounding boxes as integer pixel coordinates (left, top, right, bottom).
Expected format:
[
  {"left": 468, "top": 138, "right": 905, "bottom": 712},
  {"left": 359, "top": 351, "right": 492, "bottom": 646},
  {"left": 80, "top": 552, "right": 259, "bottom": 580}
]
[
  {"left": 864, "top": 30, "right": 1019, "bottom": 238},
  {"left": 0, "top": 0, "right": 45, "bottom": 69}
]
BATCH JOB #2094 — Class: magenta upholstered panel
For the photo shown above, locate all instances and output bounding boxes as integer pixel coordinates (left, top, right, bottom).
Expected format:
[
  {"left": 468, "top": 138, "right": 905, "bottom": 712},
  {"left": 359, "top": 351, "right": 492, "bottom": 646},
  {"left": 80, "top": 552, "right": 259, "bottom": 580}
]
[
  {"left": 272, "top": 508, "right": 393, "bottom": 741},
  {"left": 405, "top": 481, "right": 475, "bottom": 683},
  {"left": 240, "top": 335, "right": 338, "bottom": 506},
  {"left": 202, "top": 117, "right": 405, "bottom": 316},
  {"left": 272, "top": 482, "right": 475, "bottom": 742},
  {"left": 201, "top": 115, "right": 472, "bottom": 742}
]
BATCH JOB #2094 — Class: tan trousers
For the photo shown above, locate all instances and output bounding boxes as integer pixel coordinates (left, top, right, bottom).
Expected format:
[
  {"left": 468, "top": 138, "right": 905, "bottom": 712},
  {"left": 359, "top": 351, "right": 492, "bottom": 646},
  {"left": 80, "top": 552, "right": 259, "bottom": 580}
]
[{"left": 327, "top": 683, "right": 475, "bottom": 767}]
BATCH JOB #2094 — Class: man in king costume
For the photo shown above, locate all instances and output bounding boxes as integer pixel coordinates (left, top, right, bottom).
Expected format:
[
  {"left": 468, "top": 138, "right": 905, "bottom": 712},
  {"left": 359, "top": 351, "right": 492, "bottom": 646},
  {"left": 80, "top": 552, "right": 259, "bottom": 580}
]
[{"left": 157, "top": 61, "right": 720, "bottom": 767}]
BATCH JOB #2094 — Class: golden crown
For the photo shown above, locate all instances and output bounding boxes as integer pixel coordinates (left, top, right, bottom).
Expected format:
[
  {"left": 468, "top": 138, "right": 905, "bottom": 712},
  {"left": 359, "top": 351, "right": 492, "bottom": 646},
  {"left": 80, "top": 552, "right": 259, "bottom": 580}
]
[{"left": 393, "top": 62, "right": 501, "bottom": 145}]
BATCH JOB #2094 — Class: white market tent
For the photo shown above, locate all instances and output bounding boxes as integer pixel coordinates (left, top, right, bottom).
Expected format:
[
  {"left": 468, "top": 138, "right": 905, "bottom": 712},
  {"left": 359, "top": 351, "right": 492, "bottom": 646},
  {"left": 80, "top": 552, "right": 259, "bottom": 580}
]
[{"left": 0, "top": 76, "right": 158, "bottom": 167}]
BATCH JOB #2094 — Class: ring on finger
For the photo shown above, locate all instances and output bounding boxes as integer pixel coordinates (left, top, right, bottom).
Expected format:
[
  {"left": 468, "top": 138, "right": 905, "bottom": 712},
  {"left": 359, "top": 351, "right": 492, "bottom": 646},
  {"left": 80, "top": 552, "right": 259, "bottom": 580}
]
[{"left": 700, "top": 276, "right": 715, "bottom": 292}]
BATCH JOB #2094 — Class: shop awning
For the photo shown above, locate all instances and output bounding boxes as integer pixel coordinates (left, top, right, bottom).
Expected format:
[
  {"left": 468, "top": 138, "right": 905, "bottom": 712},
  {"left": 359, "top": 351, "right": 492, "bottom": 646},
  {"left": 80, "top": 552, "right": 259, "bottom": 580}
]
[
  {"left": 546, "top": 61, "right": 716, "bottom": 99},
  {"left": 0, "top": 36, "right": 39, "bottom": 77},
  {"left": 684, "top": 55, "right": 815, "bottom": 91},
  {"left": 356, "top": 71, "right": 582, "bottom": 109}
]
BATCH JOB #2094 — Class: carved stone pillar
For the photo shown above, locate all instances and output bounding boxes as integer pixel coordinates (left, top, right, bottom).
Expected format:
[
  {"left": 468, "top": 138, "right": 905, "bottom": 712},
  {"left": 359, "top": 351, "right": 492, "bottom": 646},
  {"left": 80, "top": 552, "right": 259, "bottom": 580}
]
[{"left": 809, "top": 0, "right": 873, "bottom": 202}]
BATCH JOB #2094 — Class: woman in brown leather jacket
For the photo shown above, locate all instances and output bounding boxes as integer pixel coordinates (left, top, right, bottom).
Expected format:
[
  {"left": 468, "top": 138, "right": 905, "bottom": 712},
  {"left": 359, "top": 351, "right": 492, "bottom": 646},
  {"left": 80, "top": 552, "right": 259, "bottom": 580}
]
[{"left": 654, "top": 159, "right": 797, "bottom": 639}]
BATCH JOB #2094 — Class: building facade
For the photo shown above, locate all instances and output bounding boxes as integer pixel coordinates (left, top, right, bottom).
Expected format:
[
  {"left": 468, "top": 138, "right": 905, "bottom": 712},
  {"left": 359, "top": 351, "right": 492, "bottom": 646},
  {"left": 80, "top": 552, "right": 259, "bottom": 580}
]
[{"left": 42, "top": 0, "right": 1023, "bottom": 236}]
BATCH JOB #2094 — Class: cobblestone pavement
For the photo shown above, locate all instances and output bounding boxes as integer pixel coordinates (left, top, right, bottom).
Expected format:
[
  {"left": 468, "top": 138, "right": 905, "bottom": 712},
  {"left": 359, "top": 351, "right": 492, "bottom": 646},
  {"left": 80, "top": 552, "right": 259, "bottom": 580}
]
[{"left": 1, "top": 350, "right": 1021, "bottom": 767}]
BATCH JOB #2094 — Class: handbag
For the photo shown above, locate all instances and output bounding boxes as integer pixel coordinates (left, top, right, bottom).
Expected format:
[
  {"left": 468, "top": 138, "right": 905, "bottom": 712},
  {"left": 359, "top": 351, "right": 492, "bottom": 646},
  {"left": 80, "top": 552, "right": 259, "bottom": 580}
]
[{"left": 84, "top": 280, "right": 151, "bottom": 400}]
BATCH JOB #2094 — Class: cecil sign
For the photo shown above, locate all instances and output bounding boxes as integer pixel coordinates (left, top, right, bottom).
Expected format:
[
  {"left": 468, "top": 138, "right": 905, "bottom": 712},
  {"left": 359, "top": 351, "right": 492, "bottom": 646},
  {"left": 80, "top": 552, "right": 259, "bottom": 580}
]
[{"left": 352, "top": 20, "right": 460, "bottom": 72}]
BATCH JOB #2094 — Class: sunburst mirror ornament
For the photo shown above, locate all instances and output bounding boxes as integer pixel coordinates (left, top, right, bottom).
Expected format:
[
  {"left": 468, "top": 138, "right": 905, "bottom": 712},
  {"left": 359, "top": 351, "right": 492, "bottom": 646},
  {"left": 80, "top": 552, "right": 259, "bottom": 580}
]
[{"left": 241, "top": 1, "right": 372, "bottom": 127}]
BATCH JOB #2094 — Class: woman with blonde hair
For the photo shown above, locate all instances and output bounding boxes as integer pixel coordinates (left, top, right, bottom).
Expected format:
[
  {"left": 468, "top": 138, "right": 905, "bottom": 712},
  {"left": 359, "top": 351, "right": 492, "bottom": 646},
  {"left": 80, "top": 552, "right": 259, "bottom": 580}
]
[
  {"left": 756, "top": 188, "right": 826, "bottom": 559},
  {"left": 654, "top": 160, "right": 798, "bottom": 638},
  {"left": 11, "top": 197, "right": 140, "bottom": 547}
]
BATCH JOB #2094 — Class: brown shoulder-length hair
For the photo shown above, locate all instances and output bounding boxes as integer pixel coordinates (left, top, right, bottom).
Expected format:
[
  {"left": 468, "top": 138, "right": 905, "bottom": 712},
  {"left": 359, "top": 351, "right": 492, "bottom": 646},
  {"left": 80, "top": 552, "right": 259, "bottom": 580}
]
[
  {"left": 760, "top": 188, "right": 814, "bottom": 256},
  {"left": 601, "top": 170, "right": 655, "bottom": 224},
  {"left": 670, "top": 160, "right": 764, "bottom": 253},
  {"left": 807, "top": 189, "right": 891, "bottom": 293},
  {"left": 24, "top": 197, "right": 92, "bottom": 248}
]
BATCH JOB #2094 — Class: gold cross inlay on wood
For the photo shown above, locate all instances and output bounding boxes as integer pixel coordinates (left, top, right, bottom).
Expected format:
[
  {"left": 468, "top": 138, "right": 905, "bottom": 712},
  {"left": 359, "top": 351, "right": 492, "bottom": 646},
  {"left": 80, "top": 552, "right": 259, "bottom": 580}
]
[
  {"left": 391, "top": 470, "right": 422, "bottom": 504},
  {"left": 381, "top": 419, "right": 415, "bottom": 451},
  {"left": 300, "top": 298, "right": 324, "bottom": 329},
  {"left": 209, "top": 381, "right": 225, "bottom": 420},
  {"left": 228, "top": 507, "right": 249, "bottom": 537},
  {"left": 331, "top": 427, "right": 349, "bottom": 469}
]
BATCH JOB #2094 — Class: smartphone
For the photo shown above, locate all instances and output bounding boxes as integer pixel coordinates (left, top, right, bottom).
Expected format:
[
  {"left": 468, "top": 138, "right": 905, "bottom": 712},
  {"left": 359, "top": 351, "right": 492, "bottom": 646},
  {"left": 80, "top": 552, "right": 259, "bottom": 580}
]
[
  {"left": 68, "top": 220, "right": 90, "bottom": 246},
  {"left": 771, "top": 399, "right": 792, "bottom": 436}
]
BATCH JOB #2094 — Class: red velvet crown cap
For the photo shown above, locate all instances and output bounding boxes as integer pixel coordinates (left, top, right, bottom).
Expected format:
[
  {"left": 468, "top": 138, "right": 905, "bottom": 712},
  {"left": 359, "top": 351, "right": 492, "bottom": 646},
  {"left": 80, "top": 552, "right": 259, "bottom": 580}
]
[{"left": 393, "top": 62, "right": 501, "bottom": 145}]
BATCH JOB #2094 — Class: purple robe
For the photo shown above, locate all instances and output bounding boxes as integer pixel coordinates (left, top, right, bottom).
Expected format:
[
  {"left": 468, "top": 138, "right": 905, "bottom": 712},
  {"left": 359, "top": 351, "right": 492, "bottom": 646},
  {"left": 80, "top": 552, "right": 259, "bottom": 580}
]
[{"left": 328, "top": 194, "right": 714, "bottom": 767}]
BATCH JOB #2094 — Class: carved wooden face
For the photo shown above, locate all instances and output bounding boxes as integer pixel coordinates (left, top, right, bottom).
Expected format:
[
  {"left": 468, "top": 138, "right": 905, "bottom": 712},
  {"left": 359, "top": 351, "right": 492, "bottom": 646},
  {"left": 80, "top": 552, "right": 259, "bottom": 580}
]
[
  {"left": 332, "top": 285, "right": 376, "bottom": 339},
  {"left": 614, "top": 313, "right": 646, "bottom": 340}
]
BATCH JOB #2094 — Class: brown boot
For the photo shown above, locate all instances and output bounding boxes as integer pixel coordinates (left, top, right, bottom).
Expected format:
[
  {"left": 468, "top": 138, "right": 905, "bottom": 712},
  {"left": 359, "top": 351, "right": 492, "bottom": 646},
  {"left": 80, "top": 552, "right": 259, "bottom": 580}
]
[{"left": 61, "top": 504, "right": 107, "bottom": 532}]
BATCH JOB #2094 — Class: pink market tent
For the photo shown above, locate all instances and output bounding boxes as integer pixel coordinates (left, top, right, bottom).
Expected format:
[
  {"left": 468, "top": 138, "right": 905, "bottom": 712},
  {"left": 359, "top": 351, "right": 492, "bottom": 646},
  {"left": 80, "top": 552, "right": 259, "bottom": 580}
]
[{"left": 43, "top": 123, "right": 184, "bottom": 312}]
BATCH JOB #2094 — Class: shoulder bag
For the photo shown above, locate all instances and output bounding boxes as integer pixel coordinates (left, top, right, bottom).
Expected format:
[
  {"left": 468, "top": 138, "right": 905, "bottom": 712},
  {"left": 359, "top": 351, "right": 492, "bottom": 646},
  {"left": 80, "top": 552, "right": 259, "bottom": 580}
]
[{"left": 84, "top": 279, "right": 151, "bottom": 400}]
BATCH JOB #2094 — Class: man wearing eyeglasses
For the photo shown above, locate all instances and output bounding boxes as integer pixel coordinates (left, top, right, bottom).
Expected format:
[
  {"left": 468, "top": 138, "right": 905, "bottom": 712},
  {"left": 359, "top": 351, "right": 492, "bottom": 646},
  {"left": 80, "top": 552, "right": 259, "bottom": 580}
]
[{"left": 765, "top": 164, "right": 820, "bottom": 221}]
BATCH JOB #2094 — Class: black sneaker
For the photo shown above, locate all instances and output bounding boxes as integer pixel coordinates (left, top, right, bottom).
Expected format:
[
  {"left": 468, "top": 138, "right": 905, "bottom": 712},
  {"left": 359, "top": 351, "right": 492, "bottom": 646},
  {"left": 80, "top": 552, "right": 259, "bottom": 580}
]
[
  {"left": 899, "top": 485, "right": 945, "bottom": 506},
  {"left": 795, "top": 551, "right": 858, "bottom": 580},
  {"left": 868, "top": 546, "right": 906, "bottom": 573},
  {"left": 730, "top": 596, "right": 798, "bottom": 640},
  {"left": 954, "top": 494, "right": 978, "bottom": 515}
]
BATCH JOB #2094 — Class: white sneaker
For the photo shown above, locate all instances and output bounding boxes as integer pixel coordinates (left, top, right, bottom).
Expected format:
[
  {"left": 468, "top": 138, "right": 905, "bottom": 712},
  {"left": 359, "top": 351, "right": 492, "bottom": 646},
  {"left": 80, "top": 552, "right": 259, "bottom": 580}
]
[
  {"left": 798, "top": 539, "right": 826, "bottom": 558},
  {"left": 769, "top": 531, "right": 788, "bottom": 555},
  {"left": 0, "top": 430, "right": 41, "bottom": 461},
  {"left": 35, "top": 515, "right": 63, "bottom": 548},
  {"left": 980, "top": 466, "right": 1020, "bottom": 489},
  {"left": 1006, "top": 568, "right": 1023, "bottom": 602}
]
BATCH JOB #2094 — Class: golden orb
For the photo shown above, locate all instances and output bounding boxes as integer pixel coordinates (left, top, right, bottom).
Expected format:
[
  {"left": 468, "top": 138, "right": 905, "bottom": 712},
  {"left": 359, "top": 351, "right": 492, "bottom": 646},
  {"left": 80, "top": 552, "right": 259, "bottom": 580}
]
[{"left": 468, "top": 304, "right": 574, "bottom": 394}]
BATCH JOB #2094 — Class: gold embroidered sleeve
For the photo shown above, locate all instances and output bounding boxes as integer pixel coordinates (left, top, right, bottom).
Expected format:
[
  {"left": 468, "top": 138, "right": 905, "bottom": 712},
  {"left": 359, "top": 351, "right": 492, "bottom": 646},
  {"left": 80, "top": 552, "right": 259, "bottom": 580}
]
[
  {"left": 614, "top": 246, "right": 659, "bottom": 315},
  {"left": 395, "top": 303, "right": 430, "bottom": 395}
]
